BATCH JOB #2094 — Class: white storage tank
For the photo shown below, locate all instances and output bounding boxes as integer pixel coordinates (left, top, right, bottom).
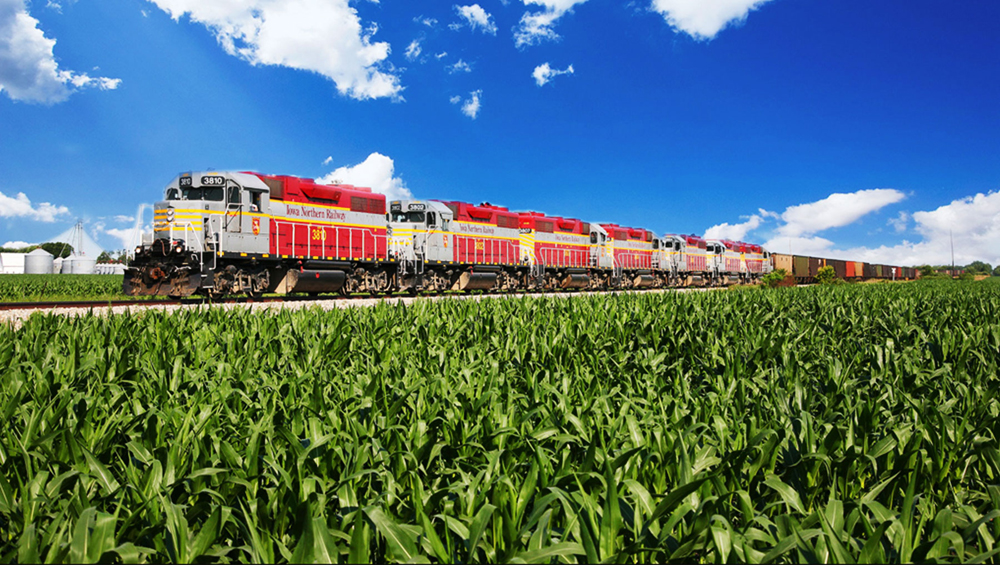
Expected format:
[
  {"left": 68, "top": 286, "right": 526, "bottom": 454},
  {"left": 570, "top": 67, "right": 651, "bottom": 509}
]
[
  {"left": 52, "top": 257, "right": 63, "bottom": 274},
  {"left": 72, "top": 258, "right": 96, "bottom": 275},
  {"left": 61, "top": 257, "right": 74, "bottom": 274},
  {"left": 24, "top": 248, "right": 54, "bottom": 274},
  {"left": 94, "top": 263, "right": 125, "bottom": 275}
]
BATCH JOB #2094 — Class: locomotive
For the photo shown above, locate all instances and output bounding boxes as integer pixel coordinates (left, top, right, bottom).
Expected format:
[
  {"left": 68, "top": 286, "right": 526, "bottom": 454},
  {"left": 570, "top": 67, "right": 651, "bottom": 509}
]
[{"left": 124, "top": 170, "right": 775, "bottom": 298}]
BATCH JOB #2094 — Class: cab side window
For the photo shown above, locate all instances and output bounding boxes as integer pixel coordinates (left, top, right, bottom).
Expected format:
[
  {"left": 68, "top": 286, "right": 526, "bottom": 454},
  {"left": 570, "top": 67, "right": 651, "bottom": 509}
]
[
  {"left": 227, "top": 184, "right": 240, "bottom": 206},
  {"left": 250, "top": 191, "right": 262, "bottom": 212},
  {"left": 426, "top": 212, "right": 437, "bottom": 227}
]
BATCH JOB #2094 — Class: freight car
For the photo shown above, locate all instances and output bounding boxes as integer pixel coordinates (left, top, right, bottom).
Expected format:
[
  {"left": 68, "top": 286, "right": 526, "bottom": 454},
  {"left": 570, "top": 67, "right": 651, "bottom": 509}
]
[
  {"left": 769, "top": 253, "right": 915, "bottom": 284},
  {"left": 125, "top": 171, "right": 779, "bottom": 297}
]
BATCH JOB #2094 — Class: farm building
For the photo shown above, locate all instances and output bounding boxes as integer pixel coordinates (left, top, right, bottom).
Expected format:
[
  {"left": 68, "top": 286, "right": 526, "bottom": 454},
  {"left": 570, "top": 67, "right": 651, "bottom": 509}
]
[{"left": 0, "top": 253, "right": 25, "bottom": 274}]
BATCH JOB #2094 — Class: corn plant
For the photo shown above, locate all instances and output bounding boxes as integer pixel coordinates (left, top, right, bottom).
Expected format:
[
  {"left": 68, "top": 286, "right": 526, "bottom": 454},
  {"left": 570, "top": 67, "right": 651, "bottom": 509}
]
[
  {"left": 0, "top": 275, "right": 126, "bottom": 302},
  {"left": 0, "top": 279, "right": 998, "bottom": 563}
]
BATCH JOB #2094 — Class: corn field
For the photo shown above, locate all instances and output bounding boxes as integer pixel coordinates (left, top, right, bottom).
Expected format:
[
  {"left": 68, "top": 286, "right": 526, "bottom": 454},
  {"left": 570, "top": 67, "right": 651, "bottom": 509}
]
[
  {"left": 0, "top": 275, "right": 126, "bottom": 302},
  {"left": 0, "top": 281, "right": 998, "bottom": 563}
]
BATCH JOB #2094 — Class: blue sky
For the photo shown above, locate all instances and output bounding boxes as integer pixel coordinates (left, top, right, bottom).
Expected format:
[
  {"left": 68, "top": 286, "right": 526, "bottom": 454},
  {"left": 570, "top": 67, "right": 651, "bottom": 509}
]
[{"left": 1, "top": 0, "right": 998, "bottom": 265}]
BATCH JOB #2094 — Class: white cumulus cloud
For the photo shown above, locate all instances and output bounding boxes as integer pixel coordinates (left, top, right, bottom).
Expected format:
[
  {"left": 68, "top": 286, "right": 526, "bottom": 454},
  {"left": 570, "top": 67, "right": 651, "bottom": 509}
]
[
  {"left": 450, "top": 89, "right": 482, "bottom": 119},
  {"left": 447, "top": 59, "right": 472, "bottom": 73},
  {"left": 455, "top": 4, "right": 497, "bottom": 34},
  {"left": 855, "top": 191, "right": 1000, "bottom": 266},
  {"left": 2, "top": 240, "right": 33, "bottom": 248},
  {"left": 776, "top": 189, "right": 906, "bottom": 238},
  {"left": 515, "top": 0, "right": 589, "bottom": 47},
  {"left": 102, "top": 227, "right": 143, "bottom": 250},
  {"left": 148, "top": 0, "right": 401, "bottom": 100},
  {"left": 0, "top": 0, "right": 120, "bottom": 104},
  {"left": 768, "top": 192, "right": 1000, "bottom": 267},
  {"left": 749, "top": 188, "right": 1000, "bottom": 267},
  {"left": 703, "top": 213, "right": 763, "bottom": 241},
  {"left": 0, "top": 189, "right": 69, "bottom": 222},
  {"left": 316, "top": 153, "right": 413, "bottom": 201},
  {"left": 887, "top": 211, "right": 909, "bottom": 233},
  {"left": 649, "top": 0, "right": 778, "bottom": 40},
  {"left": 532, "top": 62, "right": 574, "bottom": 86},
  {"left": 404, "top": 39, "right": 422, "bottom": 61}
]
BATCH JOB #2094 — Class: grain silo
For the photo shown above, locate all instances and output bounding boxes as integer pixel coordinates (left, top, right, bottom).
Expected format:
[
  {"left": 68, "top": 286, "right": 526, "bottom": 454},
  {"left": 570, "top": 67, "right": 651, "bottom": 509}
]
[
  {"left": 72, "top": 258, "right": 96, "bottom": 274},
  {"left": 24, "top": 248, "right": 54, "bottom": 274}
]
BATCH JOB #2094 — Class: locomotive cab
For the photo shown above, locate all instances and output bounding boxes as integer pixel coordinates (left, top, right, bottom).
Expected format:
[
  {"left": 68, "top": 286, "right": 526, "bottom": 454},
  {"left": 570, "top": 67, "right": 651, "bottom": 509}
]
[
  {"left": 126, "top": 171, "right": 272, "bottom": 297},
  {"left": 387, "top": 200, "right": 454, "bottom": 263},
  {"left": 659, "top": 235, "right": 686, "bottom": 278},
  {"left": 588, "top": 224, "right": 614, "bottom": 269},
  {"left": 155, "top": 172, "right": 270, "bottom": 255}
]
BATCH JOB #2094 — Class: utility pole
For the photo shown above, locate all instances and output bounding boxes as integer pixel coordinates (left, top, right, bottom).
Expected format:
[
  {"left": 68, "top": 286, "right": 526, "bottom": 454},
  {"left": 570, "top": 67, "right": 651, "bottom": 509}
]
[{"left": 951, "top": 229, "right": 955, "bottom": 277}]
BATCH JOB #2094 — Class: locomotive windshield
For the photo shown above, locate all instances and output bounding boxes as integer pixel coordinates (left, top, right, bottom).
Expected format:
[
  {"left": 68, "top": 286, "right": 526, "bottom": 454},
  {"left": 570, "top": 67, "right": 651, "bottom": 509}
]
[
  {"left": 391, "top": 211, "right": 426, "bottom": 223},
  {"left": 166, "top": 186, "right": 225, "bottom": 201}
]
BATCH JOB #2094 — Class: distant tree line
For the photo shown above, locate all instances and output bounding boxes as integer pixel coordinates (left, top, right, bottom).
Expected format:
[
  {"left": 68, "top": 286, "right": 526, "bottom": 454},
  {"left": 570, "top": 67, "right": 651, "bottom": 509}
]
[
  {"left": 916, "top": 262, "right": 996, "bottom": 279},
  {"left": 0, "top": 242, "right": 74, "bottom": 258}
]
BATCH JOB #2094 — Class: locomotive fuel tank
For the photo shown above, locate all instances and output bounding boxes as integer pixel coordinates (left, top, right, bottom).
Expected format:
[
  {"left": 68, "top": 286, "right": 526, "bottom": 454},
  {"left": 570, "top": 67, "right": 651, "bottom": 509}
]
[
  {"left": 274, "top": 269, "right": 348, "bottom": 294},
  {"left": 560, "top": 273, "right": 591, "bottom": 289},
  {"left": 454, "top": 271, "right": 498, "bottom": 290},
  {"left": 632, "top": 274, "right": 656, "bottom": 288}
]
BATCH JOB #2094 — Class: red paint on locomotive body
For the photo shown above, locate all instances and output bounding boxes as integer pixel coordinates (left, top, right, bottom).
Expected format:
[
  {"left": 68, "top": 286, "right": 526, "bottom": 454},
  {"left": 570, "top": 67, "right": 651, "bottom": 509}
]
[
  {"left": 440, "top": 201, "right": 521, "bottom": 265},
  {"left": 255, "top": 174, "right": 387, "bottom": 261},
  {"left": 519, "top": 212, "right": 592, "bottom": 268},
  {"left": 602, "top": 224, "right": 655, "bottom": 270},
  {"left": 678, "top": 235, "right": 708, "bottom": 272}
]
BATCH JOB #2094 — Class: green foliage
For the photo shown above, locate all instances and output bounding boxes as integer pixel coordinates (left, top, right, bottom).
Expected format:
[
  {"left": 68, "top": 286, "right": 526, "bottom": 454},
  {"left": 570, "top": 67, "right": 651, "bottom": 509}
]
[
  {"left": 0, "top": 275, "right": 125, "bottom": 302},
  {"left": 917, "top": 265, "right": 951, "bottom": 280},
  {"left": 1, "top": 281, "right": 999, "bottom": 563},
  {"left": 0, "top": 246, "right": 36, "bottom": 254},
  {"left": 816, "top": 265, "right": 837, "bottom": 285},
  {"left": 966, "top": 261, "right": 992, "bottom": 275},
  {"left": 96, "top": 251, "right": 112, "bottom": 263},
  {"left": 958, "top": 271, "right": 975, "bottom": 281},
  {"left": 761, "top": 268, "right": 789, "bottom": 288},
  {"left": 994, "top": 265, "right": 1000, "bottom": 277},
  {"left": 39, "top": 242, "right": 74, "bottom": 259}
]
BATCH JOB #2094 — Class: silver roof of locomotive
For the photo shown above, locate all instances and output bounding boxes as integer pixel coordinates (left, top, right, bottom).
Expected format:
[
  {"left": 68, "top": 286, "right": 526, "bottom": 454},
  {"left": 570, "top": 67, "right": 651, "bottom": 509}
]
[{"left": 167, "top": 171, "right": 271, "bottom": 191}]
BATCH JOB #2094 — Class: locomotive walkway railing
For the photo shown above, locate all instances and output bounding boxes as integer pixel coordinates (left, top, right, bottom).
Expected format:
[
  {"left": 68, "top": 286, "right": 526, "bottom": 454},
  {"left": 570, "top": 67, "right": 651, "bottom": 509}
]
[
  {"left": 538, "top": 247, "right": 590, "bottom": 269},
  {"left": 272, "top": 220, "right": 387, "bottom": 262},
  {"left": 458, "top": 236, "right": 517, "bottom": 265},
  {"left": 614, "top": 251, "right": 650, "bottom": 270}
]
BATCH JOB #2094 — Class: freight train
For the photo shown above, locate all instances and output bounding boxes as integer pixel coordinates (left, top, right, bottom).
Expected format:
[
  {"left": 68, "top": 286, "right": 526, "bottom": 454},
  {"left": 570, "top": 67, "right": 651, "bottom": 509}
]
[{"left": 123, "top": 171, "right": 911, "bottom": 297}]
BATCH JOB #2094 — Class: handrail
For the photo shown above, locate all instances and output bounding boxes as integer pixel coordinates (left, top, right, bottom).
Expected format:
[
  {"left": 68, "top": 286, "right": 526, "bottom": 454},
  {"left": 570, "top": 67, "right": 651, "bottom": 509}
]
[
  {"left": 166, "top": 220, "right": 206, "bottom": 268},
  {"left": 272, "top": 219, "right": 387, "bottom": 261}
]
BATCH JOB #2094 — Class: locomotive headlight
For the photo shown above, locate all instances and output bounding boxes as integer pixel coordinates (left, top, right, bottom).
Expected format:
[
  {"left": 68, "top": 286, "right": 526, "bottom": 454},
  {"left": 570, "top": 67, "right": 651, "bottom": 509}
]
[
  {"left": 135, "top": 246, "right": 142, "bottom": 255},
  {"left": 173, "top": 242, "right": 185, "bottom": 254},
  {"left": 166, "top": 209, "right": 175, "bottom": 221}
]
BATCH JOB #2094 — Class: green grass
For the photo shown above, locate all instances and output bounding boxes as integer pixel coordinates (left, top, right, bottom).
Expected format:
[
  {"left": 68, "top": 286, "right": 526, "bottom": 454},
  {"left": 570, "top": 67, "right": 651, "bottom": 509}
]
[{"left": 0, "top": 280, "right": 998, "bottom": 563}]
